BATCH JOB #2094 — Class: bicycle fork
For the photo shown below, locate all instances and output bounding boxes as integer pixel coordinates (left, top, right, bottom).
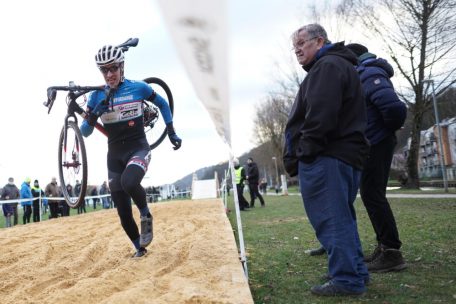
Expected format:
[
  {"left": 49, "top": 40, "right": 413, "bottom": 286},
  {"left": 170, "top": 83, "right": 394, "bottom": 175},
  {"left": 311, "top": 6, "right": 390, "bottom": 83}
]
[{"left": 62, "top": 114, "right": 81, "bottom": 170}]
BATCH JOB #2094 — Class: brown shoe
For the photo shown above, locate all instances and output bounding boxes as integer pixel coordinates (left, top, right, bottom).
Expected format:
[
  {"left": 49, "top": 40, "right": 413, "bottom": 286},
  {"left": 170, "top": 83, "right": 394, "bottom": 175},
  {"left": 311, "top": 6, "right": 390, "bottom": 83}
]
[
  {"left": 364, "top": 243, "right": 382, "bottom": 263},
  {"left": 367, "top": 247, "right": 407, "bottom": 273}
]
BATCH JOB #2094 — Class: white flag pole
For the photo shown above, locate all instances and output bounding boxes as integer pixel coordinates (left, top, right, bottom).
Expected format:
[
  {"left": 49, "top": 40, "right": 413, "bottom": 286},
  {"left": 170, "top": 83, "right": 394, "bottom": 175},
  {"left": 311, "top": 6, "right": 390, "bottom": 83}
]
[{"left": 157, "top": 0, "right": 248, "bottom": 279}]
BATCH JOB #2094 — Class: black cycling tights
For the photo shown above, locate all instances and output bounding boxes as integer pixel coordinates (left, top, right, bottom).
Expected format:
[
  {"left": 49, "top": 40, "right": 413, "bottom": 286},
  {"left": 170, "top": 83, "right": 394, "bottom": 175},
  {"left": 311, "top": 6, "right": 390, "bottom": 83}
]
[{"left": 111, "top": 164, "right": 148, "bottom": 242}]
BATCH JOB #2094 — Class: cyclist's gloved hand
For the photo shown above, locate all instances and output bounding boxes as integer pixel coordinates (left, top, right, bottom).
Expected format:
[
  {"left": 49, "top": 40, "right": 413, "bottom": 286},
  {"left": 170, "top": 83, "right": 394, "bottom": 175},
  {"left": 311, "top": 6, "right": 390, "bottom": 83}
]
[
  {"left": 166, "top": 122, "right": 182, "bottom": 150},
  {"left": 87, "top": 100, "right": 109, "bottom": 126},
  {"left": 92, "top": 100, "right": 109, "bottom": 117}
]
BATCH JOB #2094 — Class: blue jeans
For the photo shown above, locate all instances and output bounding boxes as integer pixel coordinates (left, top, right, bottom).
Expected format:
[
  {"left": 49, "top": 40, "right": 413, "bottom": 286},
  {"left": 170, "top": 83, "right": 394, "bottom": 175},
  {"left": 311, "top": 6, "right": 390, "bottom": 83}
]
[{"left": 299, "top": 157, "right": 368, "bottom": 292}]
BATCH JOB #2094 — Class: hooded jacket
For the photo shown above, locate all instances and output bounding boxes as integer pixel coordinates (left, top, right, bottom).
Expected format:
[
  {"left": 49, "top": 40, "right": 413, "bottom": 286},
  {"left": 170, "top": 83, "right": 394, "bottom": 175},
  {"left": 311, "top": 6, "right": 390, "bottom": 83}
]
[
  {"left": 283, "top": 42, "right": 369, "bottom": 176},
  {"left": 20, "top": 182, "right": 33, "bottom": 206},
  {"left": 31, "top": 185, "right": 44, "bottom": 204},
  {"left": 356, "top": 53, "right": 407, "bottom": 145}
]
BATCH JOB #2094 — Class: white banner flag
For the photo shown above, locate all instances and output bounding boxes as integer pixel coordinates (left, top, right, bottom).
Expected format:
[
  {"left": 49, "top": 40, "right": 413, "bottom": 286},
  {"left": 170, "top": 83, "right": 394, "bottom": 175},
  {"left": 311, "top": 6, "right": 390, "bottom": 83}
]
[{"left": 157, "top": 0, "right": 231, "bottom": 145}]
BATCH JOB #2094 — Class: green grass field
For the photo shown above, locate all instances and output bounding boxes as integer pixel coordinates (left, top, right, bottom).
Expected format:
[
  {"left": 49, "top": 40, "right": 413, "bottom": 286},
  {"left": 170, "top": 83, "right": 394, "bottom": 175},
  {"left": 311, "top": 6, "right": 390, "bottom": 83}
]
[{"left": 226, "top": 193, "right": 456, "bottom": 304}]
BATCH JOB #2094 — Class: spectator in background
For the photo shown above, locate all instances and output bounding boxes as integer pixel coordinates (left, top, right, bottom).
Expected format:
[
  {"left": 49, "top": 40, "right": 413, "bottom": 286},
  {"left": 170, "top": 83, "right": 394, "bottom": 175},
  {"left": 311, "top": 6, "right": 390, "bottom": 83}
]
[
  {"left": 1, "top": 177, "right": 19, "bottom": 228},
  {"left": 31, "top": 180, "right": 45, "bottom": 222},
  {"left": 75, "top": 180, "right": 86, "bottom": 214},
  {"left": 275, "top": 184, "right": 280, "bottom": 195},
  {"left": 91, "top": 186, "right": 99, "bottom": 209},
  {"left": 20, "top": 178, "right": 33, "bottom": 224},
  {"left": 60, "top": 184, "right": 72, "bottom": 217},
  {"left": 246, "top": 157, "right": 266, "bottom": 208},
  {"left": 346, "top": 43, "right": 407, "bottom": 273},
  {"left": 2, "top": 196, "right": 14, "bottom": 228},
  {"left": 283, "top": 24, "right": 369, "bottom": 296},
  {"left": 233, "top": 158, "right": 250, "bottom": 211},
  {"left": 100, "top": 181, "right": 111, "bottom": 209},
  {"left": 58, "top": 186, "right": 67, "bottom": 217},
  {"left": 259, "top": 179, "right": 268, "bottom": 195},
  {"left": 45, "top": 177, "right": 60, "bottom": 219}
]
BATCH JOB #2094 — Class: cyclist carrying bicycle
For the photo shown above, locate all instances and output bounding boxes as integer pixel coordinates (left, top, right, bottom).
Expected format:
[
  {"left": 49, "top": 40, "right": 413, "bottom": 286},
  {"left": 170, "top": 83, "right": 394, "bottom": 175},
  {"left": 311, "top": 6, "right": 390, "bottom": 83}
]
[{"left": 80, "top": 44, "right": 182, "bottom": 258}]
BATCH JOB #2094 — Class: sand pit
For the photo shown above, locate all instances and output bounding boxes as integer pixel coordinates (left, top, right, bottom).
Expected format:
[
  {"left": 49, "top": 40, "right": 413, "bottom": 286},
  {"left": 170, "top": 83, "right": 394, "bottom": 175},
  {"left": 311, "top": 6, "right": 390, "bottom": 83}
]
[{"left": 0, "top": 199, "right": 253, "bottom": 304}]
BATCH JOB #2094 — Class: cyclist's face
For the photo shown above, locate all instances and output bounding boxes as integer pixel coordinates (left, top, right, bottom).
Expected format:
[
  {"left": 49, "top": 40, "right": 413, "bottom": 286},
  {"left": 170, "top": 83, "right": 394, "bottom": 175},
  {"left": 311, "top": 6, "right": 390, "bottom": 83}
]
[{"left": 100, "top": 63, "right": 122, "bottom": 88}]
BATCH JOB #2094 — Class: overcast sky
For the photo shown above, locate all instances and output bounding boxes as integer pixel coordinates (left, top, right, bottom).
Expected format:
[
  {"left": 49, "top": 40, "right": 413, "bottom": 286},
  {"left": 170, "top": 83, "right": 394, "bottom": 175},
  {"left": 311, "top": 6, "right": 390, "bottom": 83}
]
[{"left": 0, "top": 0, "right": 319, "bottom": 187}]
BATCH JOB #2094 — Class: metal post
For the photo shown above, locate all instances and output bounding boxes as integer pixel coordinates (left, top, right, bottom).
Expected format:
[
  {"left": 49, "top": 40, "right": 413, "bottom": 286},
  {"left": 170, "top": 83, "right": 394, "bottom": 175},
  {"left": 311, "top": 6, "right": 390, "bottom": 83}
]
[
  {"left": 229, "top": 155, "right": 248, "bottom": 279},
  {"left": 427, "top": 80, "right": 448, "bottom": 192}
]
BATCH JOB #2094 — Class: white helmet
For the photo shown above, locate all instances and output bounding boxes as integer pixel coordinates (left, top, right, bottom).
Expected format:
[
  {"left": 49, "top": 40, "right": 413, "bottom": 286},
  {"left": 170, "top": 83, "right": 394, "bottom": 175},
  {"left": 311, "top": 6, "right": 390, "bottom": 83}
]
[
  {"left": 95, "top": 45, "right": 124, "bottom": 66},
  {"left": 233, "top": 158, "right": 239, "bottom": 166}
]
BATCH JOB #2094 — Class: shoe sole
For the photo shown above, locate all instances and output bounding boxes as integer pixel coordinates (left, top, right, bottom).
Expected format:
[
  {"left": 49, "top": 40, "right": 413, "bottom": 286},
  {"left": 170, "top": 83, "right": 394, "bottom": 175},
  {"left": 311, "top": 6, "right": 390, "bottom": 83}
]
[
  {"left": 321, "top": 275, "right": 370, "bottom": 286},
  {"left": 140, "top": 218, "right": 153, "bottom": 247},
  {"left": 311, "top": 288, "right": 365, "bottom": 297},
  {"left": 369, "top": 263, "right": 407, "bottom": 273},
  {"left": 132, "top": 249, "right": 148, "bottom": 258}
]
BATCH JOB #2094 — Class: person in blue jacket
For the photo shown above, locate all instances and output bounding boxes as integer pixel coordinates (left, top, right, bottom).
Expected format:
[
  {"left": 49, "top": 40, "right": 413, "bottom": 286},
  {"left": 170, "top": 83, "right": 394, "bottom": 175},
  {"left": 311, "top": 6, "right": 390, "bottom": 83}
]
[
  {"left": 347, "top": 43, "right": 407, "bottom": 273},
  {"left": 20, "top": 177, "right": 33, "bottom": 224},
  {"left": 80, "top": 44, "right": 182, "bottom": 258}
]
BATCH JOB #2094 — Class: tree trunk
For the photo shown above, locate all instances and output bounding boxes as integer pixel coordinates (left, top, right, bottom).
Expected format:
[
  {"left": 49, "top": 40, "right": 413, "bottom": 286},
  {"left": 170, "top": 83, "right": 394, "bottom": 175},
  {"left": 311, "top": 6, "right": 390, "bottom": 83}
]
[{"left": 405, "top": 109, "right": 423, "bottom": 188}]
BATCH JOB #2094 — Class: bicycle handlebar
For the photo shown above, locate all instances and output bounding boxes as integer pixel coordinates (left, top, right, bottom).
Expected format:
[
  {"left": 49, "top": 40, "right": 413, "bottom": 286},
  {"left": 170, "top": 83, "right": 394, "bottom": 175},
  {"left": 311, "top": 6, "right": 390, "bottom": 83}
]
[
  {"left": 44, "top": 85, "right": 104, "bottom": 113},
  {"left": 43, "top": 38, "right": 139, "bottom": 113},
  {"left": 117, "top": 37, "right": 139, "bottom": 52}
]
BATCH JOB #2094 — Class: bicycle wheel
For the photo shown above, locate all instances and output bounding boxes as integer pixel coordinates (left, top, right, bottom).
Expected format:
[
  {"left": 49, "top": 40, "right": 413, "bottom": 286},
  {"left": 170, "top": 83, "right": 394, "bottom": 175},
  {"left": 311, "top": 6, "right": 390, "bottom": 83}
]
[
  {"left": 143, "top": 77, "right": 174, "bottom": 150},
  {"left": 58, "top": 121, "right": 88, "bottom": 208}
]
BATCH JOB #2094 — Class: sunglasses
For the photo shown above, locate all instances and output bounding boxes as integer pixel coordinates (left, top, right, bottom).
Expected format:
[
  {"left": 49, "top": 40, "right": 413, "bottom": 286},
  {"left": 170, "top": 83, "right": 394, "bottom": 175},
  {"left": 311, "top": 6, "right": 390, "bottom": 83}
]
[{"left": 99, "top": 64, "right": 120, "bottom": 74}]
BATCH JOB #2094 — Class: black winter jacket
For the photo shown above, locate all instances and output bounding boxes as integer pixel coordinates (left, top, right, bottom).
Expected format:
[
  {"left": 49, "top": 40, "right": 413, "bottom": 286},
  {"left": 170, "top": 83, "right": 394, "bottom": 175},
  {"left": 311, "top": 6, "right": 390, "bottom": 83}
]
[
  {"left": 246, "top": 162, "right": 260, "bottom": 185},
  {"left": 283, "top": 42, "right": 369, "bottom": 176},
  {"left": 356, "top": 54, "right": 407, "bottom": 145}
]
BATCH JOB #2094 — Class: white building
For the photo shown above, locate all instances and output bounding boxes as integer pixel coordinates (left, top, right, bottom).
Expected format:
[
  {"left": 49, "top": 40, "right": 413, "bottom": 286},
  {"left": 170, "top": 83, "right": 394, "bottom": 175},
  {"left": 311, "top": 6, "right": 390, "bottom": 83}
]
[{"left": 410, "top": 117, "right": 456, "bottom": 180}]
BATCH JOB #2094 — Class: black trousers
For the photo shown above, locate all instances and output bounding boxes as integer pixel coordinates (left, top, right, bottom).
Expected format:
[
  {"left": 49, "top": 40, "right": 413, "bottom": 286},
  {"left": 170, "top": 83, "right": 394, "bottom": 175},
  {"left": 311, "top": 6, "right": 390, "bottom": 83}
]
[
  {"left": 236, "top": 184, "right": 250, "bottom": 210},
  {"left": 49, "top": 203, "right": 59, "bottom": 219},
  {"left": 248, "top": 183, "right": 265, "bottom": 206},
  {"left": 360, "top": 134, "right": 402, "bottom": 249},
  {"left": 23, "top": 205, "right": 32, "bottom": 224},
  {"left": 32, "top": 201, "right": 40, "bottom": 222}
]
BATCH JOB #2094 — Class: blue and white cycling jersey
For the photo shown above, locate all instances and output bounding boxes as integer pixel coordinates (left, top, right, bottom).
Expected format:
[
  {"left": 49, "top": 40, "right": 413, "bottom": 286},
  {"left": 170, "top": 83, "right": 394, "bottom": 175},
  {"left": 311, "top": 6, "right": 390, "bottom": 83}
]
[{"left": 85, "top": 79, "right": 172, "bottom": 145}]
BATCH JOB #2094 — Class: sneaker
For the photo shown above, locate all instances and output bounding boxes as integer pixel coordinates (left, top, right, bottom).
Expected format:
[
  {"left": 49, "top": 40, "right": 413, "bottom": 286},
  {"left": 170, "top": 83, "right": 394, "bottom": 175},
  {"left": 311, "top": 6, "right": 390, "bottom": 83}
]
[
  {"left": 132, "top": 247, "right": 147, "bottom": 258},
  {"left": 321, "top": 273, "right": 370, "bottom": 286},
  {"left": 311, "top": 280, "right": 365, "bottom": 296},
  {"left": 367, "top": 247, "right": 407, "bottom": 273},
  {"left": 364, "top": 243, "right": 382, "bottom": 263},
  {"left": 249, "top": 203, "right": 255, "bottom": 208},
  {"left": 305, "top": 246, "right": 326, "bottom": 256},
  {"left": 140, "top": 215, "right": 153, "bottom": 248}
]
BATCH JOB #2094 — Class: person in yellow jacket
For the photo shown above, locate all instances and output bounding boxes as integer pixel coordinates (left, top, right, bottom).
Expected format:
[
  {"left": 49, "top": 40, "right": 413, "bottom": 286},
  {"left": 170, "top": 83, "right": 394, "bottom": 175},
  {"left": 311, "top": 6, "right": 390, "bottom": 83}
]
[{"left": 233, "top": 159, "right": 250, "bottom": 211}]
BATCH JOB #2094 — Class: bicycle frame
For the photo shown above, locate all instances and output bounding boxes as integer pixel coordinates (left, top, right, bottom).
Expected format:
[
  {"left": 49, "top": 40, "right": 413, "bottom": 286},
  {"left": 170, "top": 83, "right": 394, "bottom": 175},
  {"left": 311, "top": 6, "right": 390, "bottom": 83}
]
[{"left": 46, "top": 85, "right": 107, "bottom": 133}]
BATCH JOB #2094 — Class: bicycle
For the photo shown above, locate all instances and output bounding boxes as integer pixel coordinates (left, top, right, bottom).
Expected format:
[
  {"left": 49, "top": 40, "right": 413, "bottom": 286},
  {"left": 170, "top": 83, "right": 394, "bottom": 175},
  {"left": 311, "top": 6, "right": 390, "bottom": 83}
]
[{"left": 43, "top": 38, "right": 174, "bottom": 208}]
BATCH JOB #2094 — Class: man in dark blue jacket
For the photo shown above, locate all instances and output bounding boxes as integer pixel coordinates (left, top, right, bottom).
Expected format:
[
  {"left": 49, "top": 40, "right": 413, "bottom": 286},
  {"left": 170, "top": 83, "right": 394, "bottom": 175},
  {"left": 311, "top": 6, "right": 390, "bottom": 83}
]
[
  {"left": 347, "top": 43, "right": 407, "bottom": 273},
  {"left": 283, "top": 24, "right": 369, "bottom": 296}
]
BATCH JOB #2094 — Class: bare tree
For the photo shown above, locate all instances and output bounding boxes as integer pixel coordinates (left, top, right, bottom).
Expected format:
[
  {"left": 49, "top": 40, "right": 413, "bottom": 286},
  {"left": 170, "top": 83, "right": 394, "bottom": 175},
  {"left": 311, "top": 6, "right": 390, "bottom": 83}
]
[
  {"left": 253, "top": 94, "right": 291, "bottom": 158},
  {"left": 337, "top": 0, "right": 456, "bottom": 188},
  {"left": 252, "top": 57, "right": 302, "bottom": 169}
]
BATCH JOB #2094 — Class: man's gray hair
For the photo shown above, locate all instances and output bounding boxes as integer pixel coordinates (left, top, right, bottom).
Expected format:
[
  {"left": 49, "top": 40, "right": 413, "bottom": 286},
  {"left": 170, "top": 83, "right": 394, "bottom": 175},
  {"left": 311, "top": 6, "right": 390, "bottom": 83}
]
[{"left": 292, "top": 23, "right": 331, "bottom": 44}]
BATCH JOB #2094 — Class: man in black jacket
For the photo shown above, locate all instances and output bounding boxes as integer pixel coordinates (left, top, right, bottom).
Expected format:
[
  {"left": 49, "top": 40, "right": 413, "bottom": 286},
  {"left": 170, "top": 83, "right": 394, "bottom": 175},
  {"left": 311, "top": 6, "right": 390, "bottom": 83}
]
[
  {"left": 246, "top": 157, "right": 265, "bottom": 207},
  {"left": 283, "top": 24, "right": 369, "bottom": 296},
  {"left": 347, "top": 43, "right": 407, "bottom": 273}
]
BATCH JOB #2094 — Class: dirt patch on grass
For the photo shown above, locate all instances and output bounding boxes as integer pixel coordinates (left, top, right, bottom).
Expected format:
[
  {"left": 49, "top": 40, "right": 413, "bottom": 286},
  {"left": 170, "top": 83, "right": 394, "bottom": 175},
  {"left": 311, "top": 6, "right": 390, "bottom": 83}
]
[{"left": 0, "top": 199, "right": 252, "bottom": 304}]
